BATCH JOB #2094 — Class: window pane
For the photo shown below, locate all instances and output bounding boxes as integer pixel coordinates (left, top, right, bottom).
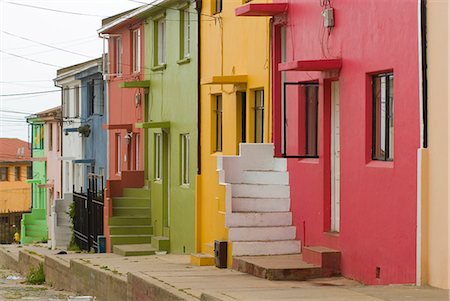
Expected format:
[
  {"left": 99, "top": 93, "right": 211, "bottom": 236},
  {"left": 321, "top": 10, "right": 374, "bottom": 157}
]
[
  {"left": 116, "top": 37, "right": 122, "bottom": 74},
  {"left": 388, "top": 74, "right": 394, "bottom": 160},
  {"left": 27, "top": 166, "right": 32, "bottom": 179},
  {"left": 158, "top": 20, "right": 166, "bottom": 65},
  {"left": 15, "top": 167, "right": 20, "bottom": 181},
  {"left": 0, "top": 167, "right": 8, "bottom": 181},
  {"left": 184, "top": 10, "right": 190, "bottom": 58}
]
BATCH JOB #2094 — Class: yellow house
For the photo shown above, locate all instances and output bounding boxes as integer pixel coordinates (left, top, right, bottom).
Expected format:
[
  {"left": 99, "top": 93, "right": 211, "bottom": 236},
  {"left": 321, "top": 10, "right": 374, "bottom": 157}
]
[
  {"left": 0, "top": 138, "right": 32, "bottom": 214},
  {"left": 422, "top": 0, "right": 450, "bottom": 289},
  {"left": 193, "top": 0, "right": 272, "bottom": 266}
]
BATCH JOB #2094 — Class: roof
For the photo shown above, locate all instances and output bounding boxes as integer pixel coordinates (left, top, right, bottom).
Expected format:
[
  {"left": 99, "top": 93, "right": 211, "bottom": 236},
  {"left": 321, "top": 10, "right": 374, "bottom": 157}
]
[
  {"left": 0, "top": 138, "right": 31, "bottom": 162},
  {"left": 27, "top": 106, "right": 61, "bottom": 123},
  {"left": 55, "top": 57, "right": 103, "bottom": 80}
]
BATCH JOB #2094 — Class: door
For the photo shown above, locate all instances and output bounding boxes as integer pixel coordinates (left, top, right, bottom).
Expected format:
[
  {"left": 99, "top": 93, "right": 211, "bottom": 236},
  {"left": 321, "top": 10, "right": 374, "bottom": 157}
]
[
  {"left": 162, "top": 130, "right": 170, "bottom": 229},
  {"left": 330, "top": 81, "right": 340, "bottom": 232}
]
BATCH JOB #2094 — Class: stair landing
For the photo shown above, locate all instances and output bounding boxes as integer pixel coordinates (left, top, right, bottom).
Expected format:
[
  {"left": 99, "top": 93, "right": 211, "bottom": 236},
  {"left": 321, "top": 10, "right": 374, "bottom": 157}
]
[
  {"left": 233, "top": 254, "right": 337, "bottom": 281},
  {"left": 113, "top": 244, "right": 156, "bottom": 256}
]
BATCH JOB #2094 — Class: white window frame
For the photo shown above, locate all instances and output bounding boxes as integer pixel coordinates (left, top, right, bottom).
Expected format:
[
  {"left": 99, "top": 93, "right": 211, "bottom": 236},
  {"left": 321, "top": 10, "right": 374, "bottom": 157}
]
[
  {"left": 63, "top": 87, "right": 70, "bottom": 118},
  {"left": 157, "top": 19, "right": 166, "bottom": 65},
  {"left": 115, "top": 36, "right": 123, "bottom": 75},
  {"left": 74, "top": 85, "right": 80, "bottom": 118},
  {"left": 116, "top": 134, "right": 121, "bottom": 175},
  {"left": 181, "top": 134, "right": 190, "bottom": 185},
  {"left": 183, "top": 10, "right": 190, "bottom": 58},
  {"left": 135, "top": 133, "right": 140, "bottom": 170},
  {"left": 133, "top": 29, "right": 141, "bottom": 73}
]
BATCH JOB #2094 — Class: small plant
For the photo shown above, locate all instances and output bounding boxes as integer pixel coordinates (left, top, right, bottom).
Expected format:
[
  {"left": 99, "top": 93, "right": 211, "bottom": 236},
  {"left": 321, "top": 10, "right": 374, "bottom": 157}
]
[
  {"left": 26, "top": 263, "right": 45, "bottom": 285},
  {"left": 77, "top": 124, "right": 91, "bottom": 137},
  {"left": 40, "top": 237, "right": 48, "bottom": 243},
  {"left": 67, "top": 202, "right": 80, "bottom": 252}
]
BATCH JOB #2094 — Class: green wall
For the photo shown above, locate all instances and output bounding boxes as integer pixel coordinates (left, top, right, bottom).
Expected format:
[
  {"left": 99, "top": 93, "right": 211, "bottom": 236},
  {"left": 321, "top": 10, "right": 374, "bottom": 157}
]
[{"left": 143, "top": 1, "right": 197, "bottom": 254}]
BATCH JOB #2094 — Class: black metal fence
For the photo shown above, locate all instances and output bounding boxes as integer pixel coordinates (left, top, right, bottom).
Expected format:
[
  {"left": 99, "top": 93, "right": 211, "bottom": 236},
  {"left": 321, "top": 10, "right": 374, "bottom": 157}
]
[{"left": 73, "top": 173, "right": 104, "bottom": 252}]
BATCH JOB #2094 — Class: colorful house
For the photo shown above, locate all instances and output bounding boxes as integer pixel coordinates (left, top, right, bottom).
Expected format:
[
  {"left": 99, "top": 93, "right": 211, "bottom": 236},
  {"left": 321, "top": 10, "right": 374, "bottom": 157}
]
[
  {"left": 193, "top": 0, "right": 282, "bottom": 266},
  {"left": 0, "top": 138, "right": 31, "bottom": 243},
  {"left": 422, "top": 0, "right": 450, "bottom": 289},
  {"left": 234, "top": 0, "right": 422, "bottom": 284},
  {"left": 21, "top": 112, "right": 48, "bottom": 244},
  {"left": 98, "top": 8, "right": 147, "bottom": 253},
  {"left": 53, "top": 59, "right": 104, "bottom": 249}
]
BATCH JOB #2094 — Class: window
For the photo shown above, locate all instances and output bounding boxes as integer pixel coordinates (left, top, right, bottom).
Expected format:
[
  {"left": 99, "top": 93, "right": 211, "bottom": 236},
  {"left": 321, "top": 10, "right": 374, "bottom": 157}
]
[
  {"left": 372, "top": 72, "right": 394, "bottom": 161},
  {"left": 181, "top": 9, "right": 190, "bottom": 58},
  {"left": 116, "top": 134, "right": 121, "bottom": 174},
  {"left": 48, "top": 123, "right": 53, "bottom": 151},
  {"left": 133, "top": 29, "right": 141, "bottom": 72},
  {"left": 88, "top": 80, "right": 95, "bottom": 116},
  {"left": 214, "top": 0, "right": 223, "bottom": 14},
  {"left": 115, "top": 37, "right": 123, "bottom": 75},
  {"left": 27, "top": 166, "right": 32, "bottom": 179},
  {"left": 74, "top": 86, "right": 80, "bottom": 117},
  {"left": 32, "top": 124, "right": 44, "bottom": 150},
  {"left": 88, "top": 79, "right": 104, "bottom": 116},
  {"left": 254, "top": 90, "right": 264, "bottom": 143},
  {"left": 155, "top": 133, "right": 162, "bottom": 180},
  {"left": 181, "top": 134, "right": 190, "bottom": 185},
  {"left": 0, "top": 167, "right": 8, "bottom": 181},
  {"left": 305, "top": 85, "right": 319, "bottom": 156},
  {"left": 15, "top": 166, "right": 20, "bottom": 181},
  {"left": 214, "top": 95, "right": 223, "bottom": 152},
  {"left": 155, "top": 18, "right": 166, "bottom": 65},
  {"left": 63, "top": 87, "right": 70, "bottom": 118}
]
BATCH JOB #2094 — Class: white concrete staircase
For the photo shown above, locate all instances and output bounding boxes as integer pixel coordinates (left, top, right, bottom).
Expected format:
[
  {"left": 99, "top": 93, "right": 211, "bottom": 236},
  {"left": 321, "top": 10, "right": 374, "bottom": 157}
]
[
  {"left": 51, "top": 193, "right": 73, "bottom": 250},
  {"left": 218, "top": 143, "right": 301, "bottom": 257}
]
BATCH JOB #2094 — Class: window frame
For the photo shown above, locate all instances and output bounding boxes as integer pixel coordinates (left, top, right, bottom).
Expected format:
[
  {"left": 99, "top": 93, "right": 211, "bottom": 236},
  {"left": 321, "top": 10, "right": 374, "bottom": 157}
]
[
  {"left": 48, "top": 123, "right": 53, "bottom": 151},
  {"left": 27, "top": 166, "right": 32, "bottom": 179},
  {"left": 213, "top": 0, "right": 223, "bottom": 14},
  {"left": 254, "top": 89, "right": 264, "bottom": 143},
  {"left": 181, "top": 9, "right": 190, "bottom": 59},
  {"left": 116, "top": 133, "right": 121, "bottom": 175},
  {"left": 115, "top": 36, "right": 123, "bottom": 75},
  {"left": 74, "top": 85, "right": 80, "bottom": 118},
  {"left": 32, "top": 124, "right": 44, "bottom": 150},
  {"left": 133, "top": 29, "right": 141, "bottom": 73},
  {"left": 155, "top": 18, "right": 166, "bottom": 66},
  {"left": 371, "top": 72, "right": 394, "bottom": 161},
  {"left": 63, "top": 87, "right": 70, "bottom": 118}
]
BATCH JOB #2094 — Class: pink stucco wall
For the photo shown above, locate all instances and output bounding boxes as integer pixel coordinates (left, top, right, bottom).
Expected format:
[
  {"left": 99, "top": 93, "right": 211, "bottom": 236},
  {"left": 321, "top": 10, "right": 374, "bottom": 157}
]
[{"left": 272, "top": 0, "right": 420, "bottom": 284}]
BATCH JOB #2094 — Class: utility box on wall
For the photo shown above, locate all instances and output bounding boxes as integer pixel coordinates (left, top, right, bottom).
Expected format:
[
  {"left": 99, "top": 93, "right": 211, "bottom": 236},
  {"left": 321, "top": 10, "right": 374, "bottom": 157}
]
[{"left": 214, "top": 240, "right": 227, "bottom": 268}]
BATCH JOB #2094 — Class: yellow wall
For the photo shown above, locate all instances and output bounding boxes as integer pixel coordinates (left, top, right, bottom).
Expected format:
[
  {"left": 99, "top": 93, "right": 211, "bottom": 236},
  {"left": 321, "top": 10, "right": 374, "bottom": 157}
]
[
  {"left": 0, "top": 163, "right": 31, "bottom": 213},
  {"left": 196, "top": 0, "right": 272, "bottom": 259},
  {"left": 425, "top": 0, "right": 450, "bottom": 289}
]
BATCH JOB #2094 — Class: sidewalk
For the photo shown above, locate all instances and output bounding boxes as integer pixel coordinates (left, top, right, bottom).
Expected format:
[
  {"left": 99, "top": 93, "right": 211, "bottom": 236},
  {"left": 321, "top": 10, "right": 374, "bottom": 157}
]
[{"left": 0, "top": 244, "right": 448, "bottom": 301}]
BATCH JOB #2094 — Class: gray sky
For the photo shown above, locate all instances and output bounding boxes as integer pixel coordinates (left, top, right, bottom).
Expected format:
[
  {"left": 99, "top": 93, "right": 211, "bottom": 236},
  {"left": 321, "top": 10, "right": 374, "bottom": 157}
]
[{"left": 0, "top": 0, "right": 144, "bottom": 141}]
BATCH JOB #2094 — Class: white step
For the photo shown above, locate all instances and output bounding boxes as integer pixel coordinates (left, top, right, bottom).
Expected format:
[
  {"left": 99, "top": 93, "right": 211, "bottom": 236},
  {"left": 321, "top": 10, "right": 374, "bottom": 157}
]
[
  {"left": 225, "top": 144, "right": 287, "bottom": 172},
  {"left": 229, "top": 226, "right": 296, "bottom": 242},
  {"left": 227, "top": 212, "right": 292, "bottom": 227},
  {"left": 232, "top": 197, "right": 290, "bottom": 212},
  {"left": 232, "top": 184, "right": 290, "bottom": 198},
  {"left": 229, "top": 170, "right": 289, "bottom": 185},
  {"left": 232, "top": 240, "right": 301, "bottom": 256}
]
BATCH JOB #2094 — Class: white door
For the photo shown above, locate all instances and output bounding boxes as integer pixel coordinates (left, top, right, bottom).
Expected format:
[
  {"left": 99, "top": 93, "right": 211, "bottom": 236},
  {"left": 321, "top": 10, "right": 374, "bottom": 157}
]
[{"left": 331, "top": 81, "right": 340, "bottom": 232}]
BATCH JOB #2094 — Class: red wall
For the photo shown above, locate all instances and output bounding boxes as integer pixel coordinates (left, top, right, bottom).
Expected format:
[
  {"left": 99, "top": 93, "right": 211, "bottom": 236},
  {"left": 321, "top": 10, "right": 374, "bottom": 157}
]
[
  {"left": 272, "top": 0, "right": 420, "bottom": 284},
  {"left": 107, "top": 22, "right": 145, "bottom": 180}
]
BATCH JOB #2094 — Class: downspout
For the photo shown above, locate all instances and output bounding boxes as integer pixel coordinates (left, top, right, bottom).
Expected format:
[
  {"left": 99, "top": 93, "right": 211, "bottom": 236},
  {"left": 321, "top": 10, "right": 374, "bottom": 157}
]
[
  {"left": 196, "top": 0, "right": 202, "bottom": 175},
  {"left": 416, "top": 0, "right": 428, "bottom": 286}
]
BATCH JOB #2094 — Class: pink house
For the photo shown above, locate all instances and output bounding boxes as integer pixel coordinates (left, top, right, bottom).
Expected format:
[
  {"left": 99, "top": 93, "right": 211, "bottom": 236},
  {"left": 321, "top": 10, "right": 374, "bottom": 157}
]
[{"left": 237, "top": 0, "right": 422, "bottom": 284}]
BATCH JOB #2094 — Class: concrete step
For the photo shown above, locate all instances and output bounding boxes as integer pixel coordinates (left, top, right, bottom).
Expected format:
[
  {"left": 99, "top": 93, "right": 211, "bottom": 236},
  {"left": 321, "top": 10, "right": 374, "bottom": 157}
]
[
  {"left": 113, "top": 244, "right": 156, "bottom": 256},
  {"left": 229, "top": 170, "right": 289, "bottom": 185},
  {"left": 232, "top": 254, "right": 326, "bottom": 281},
  {"left": 235, "top": 144, "right": 287, "bottom": 171},
  {"left": 112, "top": 197, "right": 150, "bottom": 208},
  {"left": 229, "top": 226, "right": 296, "bottom": 242},
  {"left": 232, "top": 197, "right": 290, "bottom": 212},
  {"left": 112, "top": 207, "right": 151, "bottom": 217},
  {"left": 232, "top": 184, "right": 290, "bottom": 198},
  {"left": 190, "top": 253, "right": 215, "bottom": 266},
  {"left": 57, "top": 221, "right": 71, "bottom": 228},
  {"left": 232, "top": 240, "right": 301, "bottom": 256},
  {"left": 109, "top": 225, "right": 153, "bottom": 236},
  {"left": 151, "top": 236, "right": 170, "bottom": 252},
  {"left": 110, "top": 234, "right": 152, "bottom": 246},
  {"left": 227, "top": 212, "right": 292, "bottom": 227},
  {"left": 25, "top": 229, "right": 48, "bottom": 238},
  {"left": 109, "top": 216, "right": 152, "bottom": 226},
  {"left": 123, "top": 188, "right": 150, "bottom": 198},
  {"left": 302, "top": 246, "right": 341, "bottom": 275}
]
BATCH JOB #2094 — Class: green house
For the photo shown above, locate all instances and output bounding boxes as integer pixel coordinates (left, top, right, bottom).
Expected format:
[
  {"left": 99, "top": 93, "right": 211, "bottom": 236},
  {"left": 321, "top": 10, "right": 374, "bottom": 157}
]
[{"left": 21, "top": 117, "right": 47, "bottom": 244}]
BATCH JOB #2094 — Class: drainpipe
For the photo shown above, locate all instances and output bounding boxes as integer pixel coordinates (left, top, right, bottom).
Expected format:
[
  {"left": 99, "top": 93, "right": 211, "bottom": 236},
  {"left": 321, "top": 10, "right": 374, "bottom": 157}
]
[
  {"left": 416, "top": 0, "right": 428, "bottom": 286},
  {"left": 196, "top": 0, "right": 202, "bottom": 175}
]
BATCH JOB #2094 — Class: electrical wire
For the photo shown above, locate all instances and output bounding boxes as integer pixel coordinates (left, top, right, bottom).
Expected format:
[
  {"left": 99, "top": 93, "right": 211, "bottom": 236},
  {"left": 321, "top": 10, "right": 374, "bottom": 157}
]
[
  {"left": 0, "top": 50, "right": 62, "bottom": 68},
  {"left": 5, "top": 2, "right": 108, "bottom": 17}
]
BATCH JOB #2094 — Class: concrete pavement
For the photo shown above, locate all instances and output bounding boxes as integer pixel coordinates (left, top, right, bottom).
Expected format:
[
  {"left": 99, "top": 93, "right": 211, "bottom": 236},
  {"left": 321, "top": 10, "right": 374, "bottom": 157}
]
[{"left": 0, "top": 244, "right": 448, "bottom": 301}]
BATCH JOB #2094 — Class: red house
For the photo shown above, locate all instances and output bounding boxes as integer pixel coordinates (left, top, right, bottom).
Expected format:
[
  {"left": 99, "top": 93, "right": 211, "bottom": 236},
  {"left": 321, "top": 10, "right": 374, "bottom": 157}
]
[
  {"left": 98, "top": 10, "right": 147, "bottom": 252},
  {"left": 237, "top": 1, "right": 422, "bottom": 284}
]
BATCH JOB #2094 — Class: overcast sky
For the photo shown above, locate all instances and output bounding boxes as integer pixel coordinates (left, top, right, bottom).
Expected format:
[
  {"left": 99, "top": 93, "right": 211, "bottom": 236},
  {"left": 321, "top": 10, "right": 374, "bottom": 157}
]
[{"left": 0, "top": 0, "right": 144, "bottom": 141}]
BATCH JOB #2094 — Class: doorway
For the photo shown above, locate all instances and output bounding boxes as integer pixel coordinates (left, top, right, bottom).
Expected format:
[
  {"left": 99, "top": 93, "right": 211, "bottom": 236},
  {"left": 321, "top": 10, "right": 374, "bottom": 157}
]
[{"left": 330, "top": 81, "right": 340, "bottom": 232}]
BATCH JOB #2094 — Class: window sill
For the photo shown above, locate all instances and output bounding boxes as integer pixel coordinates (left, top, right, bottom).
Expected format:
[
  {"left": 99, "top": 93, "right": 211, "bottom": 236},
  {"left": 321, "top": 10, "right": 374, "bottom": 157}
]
[
  {"left": 151, "top": 64, "right": 166, "bottom": 72},
  {"left": 297, "top": 158, "right": 319, "bottom": 164},
  {"left": 180, "top": 183, "right": 190, "bottom": 189},
  {"left": 325, "top": 231, "right": 340, "bottom": 238},
  {"left": 366, "top": 160, "right": 394, "bottom": 168},
  {"left": 177, "top": 57, "right": 191, "bottom": 65}
]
